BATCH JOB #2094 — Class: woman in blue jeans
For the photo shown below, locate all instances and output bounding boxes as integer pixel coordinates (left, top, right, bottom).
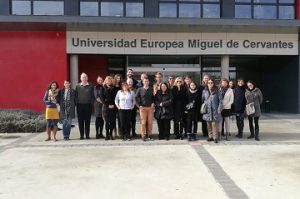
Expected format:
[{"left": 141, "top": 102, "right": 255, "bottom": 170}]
[{"left": 59, "top": 80, "right": 76, "bottom": 141}]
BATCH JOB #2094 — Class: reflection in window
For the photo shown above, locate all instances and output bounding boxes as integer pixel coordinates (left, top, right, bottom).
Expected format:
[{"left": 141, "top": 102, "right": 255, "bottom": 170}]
[
  {"left": 279, "top": 6, "right": 294, "bottom": 19},
  {"left": 159, "top": 3, "right": 177, "bottom": 18},
  {"left": 253, "top": 0, "right": 276, "bottom": 2},
  {"left": 126, "top": 3, "right": 143, "bottom": 17},
  {"left": 12, "top": 0, "right": 31, "bottom": 15},
  {"left": 101, "top": 2, "right": 123, "bottom": 17},
  {"left": 254, "top": 5, "right": 276, "bottom": 19},
  {"left": 179, "top": 4, "right": 200, "bottom": 18},
  {"left": 80, "top": 2, "right": 99, "bottom": 16},
  {"left": 235, "top": 5, "right": 251, "bottom": 18},
  {"left": 33, "top": 1, "right": 64, "bottom": 15},
  {"left": 203, "top": 4, "right": 220, "bottom": 18}
]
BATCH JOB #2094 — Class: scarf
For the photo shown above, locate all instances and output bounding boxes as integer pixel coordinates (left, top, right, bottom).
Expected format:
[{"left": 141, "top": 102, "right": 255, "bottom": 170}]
[
  {"left": 189, "top": 88, "right": 198, "bottom": 94},
  {"left": 221, "top": 87, "right": 228, "bottom": 99},
  {"left": 63, "top": 89, "right": 71, "bottom": 117}
]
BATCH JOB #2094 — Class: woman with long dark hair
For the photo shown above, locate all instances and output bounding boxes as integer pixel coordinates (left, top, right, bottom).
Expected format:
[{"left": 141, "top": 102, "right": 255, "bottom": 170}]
[
  {"left": 94, "top": 76, "right": 104, "bottom": 139},
  {"left": 245, "top": 80, "right": 263, "bottom": 141},
  {"left": 185, "top": 81, "right": 202, "bottom": 141},
  {"left": 43, "top": 81, "right": 60, "bottom": 142},
  {"left": 154, "top": 82, "right": 173, "bottom": 140},
  {"left": 234, "top": 78, "right": 247, "bottom": 138}
]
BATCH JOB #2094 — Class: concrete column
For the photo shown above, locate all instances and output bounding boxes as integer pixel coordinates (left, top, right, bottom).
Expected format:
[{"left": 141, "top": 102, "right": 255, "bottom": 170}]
[
  {"left": 221, "top": 55, "right": 229, "bottom": 79},
  {"left": 70, "top": 54, "right": 79, "bottom": 89}
]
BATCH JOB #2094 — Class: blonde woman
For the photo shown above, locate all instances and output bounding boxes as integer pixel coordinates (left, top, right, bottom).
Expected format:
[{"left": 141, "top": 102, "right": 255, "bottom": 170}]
[
  {"left": 43, "top": 81, "right": 60, "bottom": 142},
  {"left": 100, "top": 76, "right": 119, "bottom": 140},
  {"left": 172, "top": 77, "right": 187, "bottom": 139}
]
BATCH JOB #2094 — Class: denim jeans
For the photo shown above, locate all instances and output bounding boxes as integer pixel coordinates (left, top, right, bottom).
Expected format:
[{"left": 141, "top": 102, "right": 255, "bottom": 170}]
[{"left": 62, "top": 117, "right": 72, "bottom": 139}]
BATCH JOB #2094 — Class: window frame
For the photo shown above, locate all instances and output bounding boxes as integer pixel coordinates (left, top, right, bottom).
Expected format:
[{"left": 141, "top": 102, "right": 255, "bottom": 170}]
[{"left": 11, "top": 0, "right": 65, "bottom": 15}]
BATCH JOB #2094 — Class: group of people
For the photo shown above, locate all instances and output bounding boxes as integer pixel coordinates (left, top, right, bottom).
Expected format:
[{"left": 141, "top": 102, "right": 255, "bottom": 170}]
[{"left": 43, "top": 69, "right": 263, "bottom": 143}]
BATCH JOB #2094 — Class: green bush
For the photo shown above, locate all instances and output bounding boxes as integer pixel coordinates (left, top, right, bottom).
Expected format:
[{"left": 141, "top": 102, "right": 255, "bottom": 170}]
[{"left": 0, "top": 110, "right": 46, "bottom": 133}]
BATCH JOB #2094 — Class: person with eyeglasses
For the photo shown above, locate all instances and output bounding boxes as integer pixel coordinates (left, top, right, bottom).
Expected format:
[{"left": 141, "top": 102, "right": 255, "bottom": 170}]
[
  {"left": 172, "top": 77, "right": 187, "bottom": 139},
  {"left": 168, "top": 75, "right": 175, "bottom": 89},
  {"left": 202, "top": 79, "right": 222, "bottom": 143}
]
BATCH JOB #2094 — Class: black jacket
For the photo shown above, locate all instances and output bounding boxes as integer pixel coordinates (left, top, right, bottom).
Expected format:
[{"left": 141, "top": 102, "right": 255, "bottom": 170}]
[
  {"left": 185, "top": 88, "right": 202, "bottom": 116},
  {"left": 234, "top": 85, "right": 246, "bottom": 113},
  {"left": 154, "top": 90, "right": 173, "bottom": 120},
  {"left": 100, "top": 85, "right": 118, "bottom": 107},
  {"left": 172, "top": 86, "right": 187, "bottom": 121}
]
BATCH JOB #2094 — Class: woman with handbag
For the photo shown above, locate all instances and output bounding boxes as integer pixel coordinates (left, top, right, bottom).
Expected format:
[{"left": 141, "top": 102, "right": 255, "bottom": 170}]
[
  {"left": 43, "top": 81, "right": 60, "bottom": 142},
  {"left": 154, "top": 82, "right": 173, "bottom": 140},
  {"left": 185, "top": 82, "right": 202, "bottom": 141},
  {"left": 245, "top": 80, "right": 263, "bottom": 141},
  {"left": 202, "top": 79, "right": 222, "bottom": 143},
  {"left": 172, "top": 77, "right": 187, "bottom": 139},
  {"left": 219, "top": 78, "right": 234, "bottom": 140}
]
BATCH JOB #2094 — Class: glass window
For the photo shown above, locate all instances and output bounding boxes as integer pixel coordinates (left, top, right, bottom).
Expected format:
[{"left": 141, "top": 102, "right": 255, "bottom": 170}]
[
  {"left": 203, "top": 0, "right": 219, "bottom": 2},
  {"left": 179, "top": 4, "right": 200, "bottom": 18},
  {"left": 179, "top": 0, "right": 200, "bottom": 1},
  {"left": 33, "top": 1, "right": 64, "bottom": 15},
  {"left": 80, "top": 2, "right": 99, "bottom": 16},
  {"left": 235, "top": 0, "right": 251, "bottom": 2},
  {"left": 253, "top": 0, "right": 276, "bottom": 2},
  {"left": 254, "top": 5, "right": 276, "bottom": 19},
  {"left": 12, "top": 0, "right": 31, "bottom": 15},
  {"left": 235, "top": 5, "right": 251, "bottom": 18},
  {"left": 101, "top": 2, "right": 123, "bottom": 17},
  {"left": 279, "top": 6, "right": 294, "bottom": 19},
  {"left": 159, "top": 3, "right": 177, "bottom": 18},
  {"left": 279, "top": 0, "right": 295, "bottom": 3},
  {"left": 203, "top": 4, "right": 220, "bottom": 18},
  {"left": 126, "top": 2, "right": 143, "bottom": 17}
]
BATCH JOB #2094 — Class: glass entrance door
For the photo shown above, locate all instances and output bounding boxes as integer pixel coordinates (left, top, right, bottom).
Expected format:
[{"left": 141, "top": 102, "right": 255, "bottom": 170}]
[{"left": 127, "top": 55, "right": 201, "bottom": 85}]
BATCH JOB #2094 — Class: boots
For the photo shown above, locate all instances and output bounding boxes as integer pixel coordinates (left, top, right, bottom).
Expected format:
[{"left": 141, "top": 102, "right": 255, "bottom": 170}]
[
  {"left": 110, "top": 128, "right": 114, "bottom": 140},
  {"left": 255, "top": 129, "right": 260, "bottom": 141},
  {"left": 105, "top": 129, "right": 110, "bottom": 141}
]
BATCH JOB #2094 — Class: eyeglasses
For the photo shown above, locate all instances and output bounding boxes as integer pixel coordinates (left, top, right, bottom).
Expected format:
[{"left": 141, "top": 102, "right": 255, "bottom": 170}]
[
  {"left": 177, "top": 81, "right": 182, "bottom": 83},
  {"left": 208, "top": 82, "right": 214, "bottom": 84}
]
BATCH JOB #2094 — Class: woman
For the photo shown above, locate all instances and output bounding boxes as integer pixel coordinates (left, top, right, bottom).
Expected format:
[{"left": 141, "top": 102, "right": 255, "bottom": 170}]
[
  {"left": 154, "top": 82, "right": 173, "bottom": 140},
  {"left": 172, "top": 77, "right": 187, "bottom": 139},
  {"left": 115, "top": 82, "right": 136, "bottom": 141},
  {"left": 185, "top": 82, "right": 202, "bottom": 141},
  {"left": 100, "top": 76, "right": 119, "bottom": 140},
  {"left": 94, "top": 76, "right": 104, "bottom": 139},
  {"left": 127, "top": 78, "right": 138, "bottom": 138},
  {"left": 202, "top": 79, "right": 222, "bottom": 143},
  {"left": 219, "top": 78, "right": 234, "bottom": 140},
  {"left": 234, "top": 78, "right": 247, "bottom": 138},
  {"left": 43, "top": 81, "right": 60, "bottom": 142},
  {"left": 245, "top": 80, "right": 263, "bottom": 141},
  {"left": 114, "top": 74, "right": 122, "bottom": 138},
  {"left": 59, "top": 80, "right": 76, "bottom": 141}
]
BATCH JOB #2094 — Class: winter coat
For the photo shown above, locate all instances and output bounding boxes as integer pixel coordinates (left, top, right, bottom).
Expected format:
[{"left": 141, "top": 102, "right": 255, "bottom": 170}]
[
  {"left": 202, "top": 89, "right": 222, "bottom": 122},
  {"left": 94, "top": 85, "right": 103, "bottom": 117},
  {"left": 172, "top": 86, "right": 187, "bottom": 121},
  {"left": 234, "top": 85, "right": 246, "bottom": 114},
  {"left": 245, "top": 88, "right": 263, "bottom": 117},
  {"left": 154, "top": 90, "right": 173, "bottom": 120},
  {"left": 59, "top": 88, "right": 76, "bottom": 119},
  {"left": 100, "top": 85, "right": 119, "bottom": 108},
  {"left": 221, "top": 87, "right": 234, "bottom": 110},
  {"left": 185, "top": 88, "right": 202, "bottom": 114}
]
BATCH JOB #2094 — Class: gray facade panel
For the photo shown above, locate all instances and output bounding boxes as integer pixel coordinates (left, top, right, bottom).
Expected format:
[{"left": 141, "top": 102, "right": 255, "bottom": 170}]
[
  {"left": 222, "top": 0, "right": 234, "bottom": 19},
  {"left": 65, "top": 0, "right": 79, "bottom": 16},
  {"left": 145, "top": 0, "right": 158, "bottom": 17},
  {"left": 0, "top": 0, "right": 10, "bottom": 15}
]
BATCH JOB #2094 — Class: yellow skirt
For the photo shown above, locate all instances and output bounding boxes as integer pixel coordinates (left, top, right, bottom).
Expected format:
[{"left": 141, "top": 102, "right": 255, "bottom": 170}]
[{"left": 45, "top": 108, "right": 60, "bottom": 120}]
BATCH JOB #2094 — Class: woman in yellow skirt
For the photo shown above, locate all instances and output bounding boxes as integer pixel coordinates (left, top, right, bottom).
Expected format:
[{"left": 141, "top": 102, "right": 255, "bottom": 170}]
[{"left": 43, "top": 81, "right": 60, "bottom": 141}]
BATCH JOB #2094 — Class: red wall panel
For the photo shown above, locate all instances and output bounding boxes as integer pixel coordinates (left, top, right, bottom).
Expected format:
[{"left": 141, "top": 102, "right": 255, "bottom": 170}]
[
  {"left": 297, "top": 0, "right": 300, "bottom": 19},
  {"left": 0, "top": 31, "right": 67, "bottom": 112},
  {"left": 78, "top": 55, "right": 108, "bottom": 85}
]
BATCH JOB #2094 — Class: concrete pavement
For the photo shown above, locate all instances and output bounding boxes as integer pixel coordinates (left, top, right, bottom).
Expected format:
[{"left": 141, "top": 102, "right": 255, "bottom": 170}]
[{"left": 0, "top": 113, "right": 300, "bottom": 199}]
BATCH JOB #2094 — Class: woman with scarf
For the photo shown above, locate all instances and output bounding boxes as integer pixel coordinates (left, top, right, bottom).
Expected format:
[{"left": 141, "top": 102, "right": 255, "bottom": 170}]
[
  {"left": 59, "top": 80, "right": 76, "bottom": 141},
  {"left": 43, "top": 81, "right": 60, "bottom": 142},
  {"left": 245, "top": 80, "right": 263, "bottom": 141},
  {"left": 219, "top": 78, "right": 234, "bottom": 140},
  {"left": 234, "top": 78, "right": 247, "bottom": 138},
  {"left": 185, "top": 82, "right": 202, "bottom": 141},
  {"left": 172, "top": 77, "right": 187, "bottom": 139},
  {"left": 202, "top": 79, "right": 222, "bottom": 143},
  {"left": 100, "top": 76, "right": 119, "bottom": 140}
]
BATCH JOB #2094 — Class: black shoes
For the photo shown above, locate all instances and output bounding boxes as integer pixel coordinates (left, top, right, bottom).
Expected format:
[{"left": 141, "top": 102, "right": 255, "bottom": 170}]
[
  {"left": 207, "top": 138, "right": 214, "bottom": 142},
  {"left": 214, "top": 139, "right": 218, "bottom": 143},
  {"left": 248, "top": 135, "right": 255, "bottom": 139},
  {"left": 236, "top": 134, "right": 243, "bottom": 139},
  {"left": 255, "top": 137, "right": 260, "bottom": 141}
]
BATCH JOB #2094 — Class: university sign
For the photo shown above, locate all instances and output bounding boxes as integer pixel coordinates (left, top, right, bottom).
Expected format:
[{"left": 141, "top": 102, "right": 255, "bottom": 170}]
[{"left": 67, "top": 32, "right": 298, "bottom": 55}]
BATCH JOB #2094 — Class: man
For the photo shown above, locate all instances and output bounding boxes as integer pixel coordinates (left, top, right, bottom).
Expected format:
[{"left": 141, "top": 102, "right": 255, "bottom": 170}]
[
  {"left": 201, "top": 74, "right": 210, "bottom": 137},
  {"left": 75, "top": 73, "right": 94, "bottom": 139},
  {"left": 168, "top": 75, "right": 175, "bottom": 89},
  {"left": 135, "top": 78, "right": 154, "bottom": 141},
  {"left": 184, "top": 75, "right": 192, "bottom": 89},
  {"left": 127, "top": 68, "right": 138, "bottom": 88},
  {"left": 153, "top": 72, "right": 163, "bottom": 95},
  {"left": 136, "top": 73, "right": 148, "bottom": 88}
]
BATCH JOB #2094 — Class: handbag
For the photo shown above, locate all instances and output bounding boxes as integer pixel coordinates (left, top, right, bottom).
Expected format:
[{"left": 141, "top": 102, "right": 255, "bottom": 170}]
[
  {"left": 186, "top": 100, "right": 195, "bottom": 111},
  {"left": 200, "top": 102, "right": 208, "bottom": 114},
  {"left": 246, "top": 102, "right": 255, "bottom": 116}
]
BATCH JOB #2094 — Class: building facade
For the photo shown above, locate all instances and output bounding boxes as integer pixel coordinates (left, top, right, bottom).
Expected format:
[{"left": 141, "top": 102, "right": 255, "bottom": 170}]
[{"left": 0, "top": 0, "right": 300, "bottom": 113}]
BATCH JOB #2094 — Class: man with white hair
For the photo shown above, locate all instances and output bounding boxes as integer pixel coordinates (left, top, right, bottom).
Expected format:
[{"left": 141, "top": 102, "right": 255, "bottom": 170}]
[{"left": 75, "top": 73, "right": 94, "bottom": 139}]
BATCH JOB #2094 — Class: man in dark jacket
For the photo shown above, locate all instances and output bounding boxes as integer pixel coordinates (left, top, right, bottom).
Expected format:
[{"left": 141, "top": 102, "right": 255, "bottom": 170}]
[{"left": 234, "top": 78, "right": 247, "bottom": 138}]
